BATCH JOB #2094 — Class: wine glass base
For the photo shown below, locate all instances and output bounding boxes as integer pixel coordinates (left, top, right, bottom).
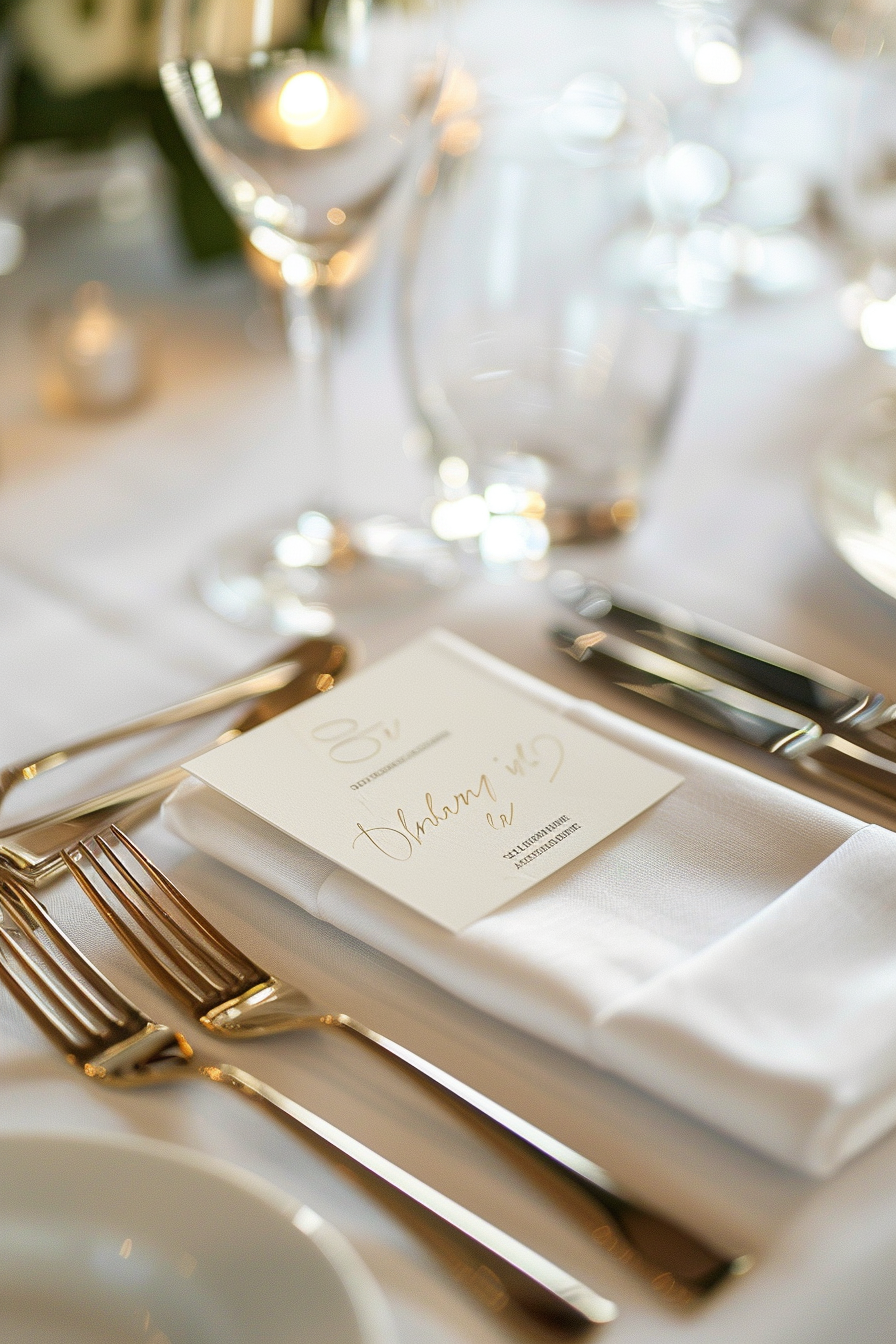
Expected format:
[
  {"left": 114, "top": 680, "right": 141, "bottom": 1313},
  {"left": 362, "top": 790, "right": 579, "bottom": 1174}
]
[{"left": 196, "top": 519, "right": 458, "bottom": 635}]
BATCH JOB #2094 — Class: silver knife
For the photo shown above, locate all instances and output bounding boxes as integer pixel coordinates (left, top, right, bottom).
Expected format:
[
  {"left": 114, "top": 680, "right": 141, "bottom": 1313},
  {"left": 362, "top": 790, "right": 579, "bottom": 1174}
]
[
  {"left": 551, "top": 573, "right": 896, "bottom": 755},
  {"left": 552, "top": 626, "right": 896, "bottom": 805}
]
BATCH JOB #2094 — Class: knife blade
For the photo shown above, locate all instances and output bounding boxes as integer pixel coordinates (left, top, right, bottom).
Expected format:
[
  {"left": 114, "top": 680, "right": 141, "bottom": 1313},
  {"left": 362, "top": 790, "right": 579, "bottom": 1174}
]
[
  {"left": 552, "top": 626, "right": 896, "bottom": 806},
  {"left": 550, "top": 574, "right": 896, "bottom": 756}
]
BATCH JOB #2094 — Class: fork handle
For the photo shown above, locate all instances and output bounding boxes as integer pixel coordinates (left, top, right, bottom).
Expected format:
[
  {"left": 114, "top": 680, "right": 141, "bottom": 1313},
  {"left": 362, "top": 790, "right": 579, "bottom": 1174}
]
[
  {"left": 202, "top": 1062, "right": 616, "bottom": 1333},
  {"left": 333, "top": 1016, "right": 742, "bottom": 1299}
]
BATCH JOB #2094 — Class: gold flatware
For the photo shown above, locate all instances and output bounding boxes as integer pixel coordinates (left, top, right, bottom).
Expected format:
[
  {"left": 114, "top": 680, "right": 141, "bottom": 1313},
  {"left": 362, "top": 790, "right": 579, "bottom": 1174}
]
[
  {"left": 62, "top": 825, "right": 748, "bottom": 1303},
  {"left": 0, "top": 873, "right": 617, "bottom": 1334},
  {"left": 0, "top": 638, "right": 347, "bottom": 888}
]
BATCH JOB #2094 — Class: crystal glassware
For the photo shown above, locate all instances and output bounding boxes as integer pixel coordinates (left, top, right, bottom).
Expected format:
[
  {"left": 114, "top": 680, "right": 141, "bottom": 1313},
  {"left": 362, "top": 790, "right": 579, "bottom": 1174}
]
[
  {"left": 160, "top": 0, "right": 449, "bottom": 634},
  {"left": 788, "top": 0, "right": 896, "bottom": 598},
  {"left": 647, "top": 0, "right": 833, "bottom": 313},
  {"left": 403, "top": 79, "right": 691, "bottom": 570}
]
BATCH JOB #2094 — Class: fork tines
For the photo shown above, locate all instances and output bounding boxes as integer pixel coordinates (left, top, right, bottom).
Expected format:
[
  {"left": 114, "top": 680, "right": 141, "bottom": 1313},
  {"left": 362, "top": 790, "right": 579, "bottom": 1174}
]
[
  {"left": 63, "top": 827, "right": 266, "bottom": 1017},
  {"left": 0, "top": 874, "right": 145, "bottom": 1063}
]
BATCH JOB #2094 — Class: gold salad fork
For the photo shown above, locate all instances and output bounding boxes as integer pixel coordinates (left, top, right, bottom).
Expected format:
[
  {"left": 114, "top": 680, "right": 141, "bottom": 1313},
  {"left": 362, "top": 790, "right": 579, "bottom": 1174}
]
[
  {"left": 61, "top": 827, "right": 748, "bottom": 1303},
  {"left": 0, "top": 873, "right": 616, "bottom": 1335}
]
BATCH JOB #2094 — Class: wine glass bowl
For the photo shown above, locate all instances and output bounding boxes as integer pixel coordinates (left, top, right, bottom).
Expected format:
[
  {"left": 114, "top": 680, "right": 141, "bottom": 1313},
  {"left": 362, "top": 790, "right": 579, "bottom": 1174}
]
[
  {"left": 161, "top": 0, "right": 443, "bottom": 266},
  {"left": 159, "top": 0, "right": 450, "bottom": 633}
]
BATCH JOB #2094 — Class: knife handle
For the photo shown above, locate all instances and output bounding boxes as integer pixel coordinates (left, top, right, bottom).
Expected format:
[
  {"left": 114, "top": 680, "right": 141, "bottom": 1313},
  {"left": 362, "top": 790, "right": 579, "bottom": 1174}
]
[
  {"left": 797, "top": 735, "right": 896, "bottom": 802},
  {"left": 335, "top": 1016, "right": 745, "bottom": 1300},
  {"left": 0, "top": 660, "right": 303, "bottom": 811}
]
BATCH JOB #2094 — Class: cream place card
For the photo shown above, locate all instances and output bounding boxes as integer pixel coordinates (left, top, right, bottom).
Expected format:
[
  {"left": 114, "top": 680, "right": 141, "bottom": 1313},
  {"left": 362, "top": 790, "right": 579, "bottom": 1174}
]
[{"left": 186, "top": 630, "right": 682, "bottom": 932}]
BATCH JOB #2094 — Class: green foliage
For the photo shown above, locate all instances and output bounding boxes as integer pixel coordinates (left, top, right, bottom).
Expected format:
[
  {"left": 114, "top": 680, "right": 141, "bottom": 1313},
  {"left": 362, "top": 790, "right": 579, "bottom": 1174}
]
[
  {"left": 0, "top": 0, "right": 431, "bottom": 259},
  {"left": 143, "top": 86, "right": 241, "bottom": 260}
]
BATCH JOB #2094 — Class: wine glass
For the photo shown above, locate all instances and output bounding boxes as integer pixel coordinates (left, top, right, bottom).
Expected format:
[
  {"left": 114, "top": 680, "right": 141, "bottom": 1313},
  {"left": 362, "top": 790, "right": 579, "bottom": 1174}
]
[{"left": 159, "top": 0, "right": 449, "bottom": 634}]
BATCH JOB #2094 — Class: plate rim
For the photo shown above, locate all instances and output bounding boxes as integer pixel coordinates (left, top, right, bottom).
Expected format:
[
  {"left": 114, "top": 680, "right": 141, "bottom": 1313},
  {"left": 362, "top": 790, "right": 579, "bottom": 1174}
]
[{"left": 0, "top": 1128, "right": 395, "bottom": 1344}]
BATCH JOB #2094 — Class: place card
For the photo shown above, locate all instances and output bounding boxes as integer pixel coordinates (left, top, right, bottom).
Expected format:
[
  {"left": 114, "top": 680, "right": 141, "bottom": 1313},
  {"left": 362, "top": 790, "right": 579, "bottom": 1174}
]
[{"left": 186, "top": 630, "right": 683, "bottom": 931}]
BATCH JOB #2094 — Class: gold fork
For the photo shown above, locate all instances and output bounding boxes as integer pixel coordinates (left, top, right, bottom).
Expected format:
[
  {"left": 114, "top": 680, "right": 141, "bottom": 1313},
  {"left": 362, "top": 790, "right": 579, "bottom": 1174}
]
[
  {"left": 0, "top": 872, "right": 616, "bottom": 1335},
  {"left": 60, "top": 826, "right": 748, "bottom": 1303}
]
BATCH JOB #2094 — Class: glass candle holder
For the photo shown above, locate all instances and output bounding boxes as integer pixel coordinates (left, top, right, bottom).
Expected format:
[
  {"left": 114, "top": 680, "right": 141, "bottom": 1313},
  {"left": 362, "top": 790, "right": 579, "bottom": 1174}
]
[{"left": 38, "top": 283, "right": 151, "bottom": 418}]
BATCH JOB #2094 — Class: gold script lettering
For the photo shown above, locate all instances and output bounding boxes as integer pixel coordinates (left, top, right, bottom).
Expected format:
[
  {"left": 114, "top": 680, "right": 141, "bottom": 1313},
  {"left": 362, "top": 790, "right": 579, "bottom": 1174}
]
[
  {"left": 312, "top": 718, "right": 400, "bottom": 764},
  {"left": 352, "top": 823, "right": 414, "bottom": 860},
  {"left": 486, "top": 803, "right": 515, "bottom": 830},
  {"left": 533, "top": 734, "right": 564, "bottom": 782},
  {"left": 353, "top": 774, "right": 497, "bottom": 861},
  {"left": 503, "top": 735, "right": 564, "bottom": 783}
]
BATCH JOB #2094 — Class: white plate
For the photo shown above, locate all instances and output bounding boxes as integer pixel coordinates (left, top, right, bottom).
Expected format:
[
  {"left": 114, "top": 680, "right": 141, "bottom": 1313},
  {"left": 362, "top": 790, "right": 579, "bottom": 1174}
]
[{"left": 0, "top": 1131, "right": 394, "bottom": 1344}]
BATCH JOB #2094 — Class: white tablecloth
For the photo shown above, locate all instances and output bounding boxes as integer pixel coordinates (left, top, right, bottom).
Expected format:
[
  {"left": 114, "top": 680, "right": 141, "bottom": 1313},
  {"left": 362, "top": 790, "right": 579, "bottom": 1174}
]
[{"left": 4, "top": 4, "right": 896, "bottom": 1340}]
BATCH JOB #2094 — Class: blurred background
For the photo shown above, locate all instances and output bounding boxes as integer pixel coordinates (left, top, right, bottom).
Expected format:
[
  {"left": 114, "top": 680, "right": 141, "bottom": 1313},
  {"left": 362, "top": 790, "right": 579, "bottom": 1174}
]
[{"left": 4, "top": 0, "right": 896, "bottom": 644}]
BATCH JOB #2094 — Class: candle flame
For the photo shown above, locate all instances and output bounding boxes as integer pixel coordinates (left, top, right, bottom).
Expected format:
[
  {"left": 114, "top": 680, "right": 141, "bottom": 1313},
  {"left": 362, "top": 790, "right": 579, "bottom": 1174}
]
[
  {"left": 250, "top": 68, "right": 367, "bottom": 150},
  {"left": 278, "top": 71, "right": 330, "bottom": 127},
  {"left": 68, "top": 284, "right": 122, "bottom": 362}
]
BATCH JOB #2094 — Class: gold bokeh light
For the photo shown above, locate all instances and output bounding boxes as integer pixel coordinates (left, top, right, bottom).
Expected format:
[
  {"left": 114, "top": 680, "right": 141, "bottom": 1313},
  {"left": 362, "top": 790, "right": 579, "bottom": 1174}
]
[{"left": 278, "top": 70, "right": 329, "bottom": 127}]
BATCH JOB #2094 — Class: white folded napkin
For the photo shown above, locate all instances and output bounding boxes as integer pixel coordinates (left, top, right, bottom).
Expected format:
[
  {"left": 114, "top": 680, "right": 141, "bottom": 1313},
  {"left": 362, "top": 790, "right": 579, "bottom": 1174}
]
[{"left": 163, "top": 637, "right": 896, "bottom": 1176}]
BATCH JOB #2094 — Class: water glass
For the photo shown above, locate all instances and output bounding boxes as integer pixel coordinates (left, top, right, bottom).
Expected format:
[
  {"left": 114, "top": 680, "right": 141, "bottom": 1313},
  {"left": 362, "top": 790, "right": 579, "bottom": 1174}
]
[{"left": 403, "top": 79, "right": 691, "bottom": 565}]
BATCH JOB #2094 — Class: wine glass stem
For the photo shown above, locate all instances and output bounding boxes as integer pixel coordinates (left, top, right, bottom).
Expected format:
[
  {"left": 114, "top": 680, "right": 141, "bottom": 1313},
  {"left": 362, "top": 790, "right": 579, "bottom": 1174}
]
[{"left": 282, "top": 280, "right": 341, "bottom": 522}]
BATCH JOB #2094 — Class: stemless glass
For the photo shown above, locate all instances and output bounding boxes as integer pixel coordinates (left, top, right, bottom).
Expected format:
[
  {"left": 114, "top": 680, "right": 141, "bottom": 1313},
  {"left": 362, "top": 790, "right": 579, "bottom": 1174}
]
[
  {"left": 403, "top": 81, "right": 691, "bottom": 566},
  {"left": 160, "top": 0, "right": 448, "bottom": 634}
]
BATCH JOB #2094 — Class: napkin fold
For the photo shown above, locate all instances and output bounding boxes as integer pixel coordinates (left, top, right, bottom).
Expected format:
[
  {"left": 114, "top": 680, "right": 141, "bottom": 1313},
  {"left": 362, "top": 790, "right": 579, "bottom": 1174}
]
[{"left": 163, "top": 637, "right": 896, "bottom": 1176}]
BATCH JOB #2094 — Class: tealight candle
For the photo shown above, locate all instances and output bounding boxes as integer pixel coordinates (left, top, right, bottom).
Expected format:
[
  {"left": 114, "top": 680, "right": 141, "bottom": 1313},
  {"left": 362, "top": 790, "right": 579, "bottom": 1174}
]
[{"left": 40, "top": 282, "right": 149, "bottom": 416}]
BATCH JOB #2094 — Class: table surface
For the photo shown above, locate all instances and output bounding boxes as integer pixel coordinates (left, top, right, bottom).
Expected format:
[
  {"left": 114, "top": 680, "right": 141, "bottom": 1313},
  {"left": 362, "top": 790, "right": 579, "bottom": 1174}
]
[{"left": 4, "top": 4, "right": 896, "bottom": 1340}]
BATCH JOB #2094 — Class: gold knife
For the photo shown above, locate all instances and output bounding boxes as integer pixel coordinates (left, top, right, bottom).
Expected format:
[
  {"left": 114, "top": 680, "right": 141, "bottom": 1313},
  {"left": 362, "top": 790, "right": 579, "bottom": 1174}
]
[{"left": 0, "top": 638, "right": 348, "bottom": 886}]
